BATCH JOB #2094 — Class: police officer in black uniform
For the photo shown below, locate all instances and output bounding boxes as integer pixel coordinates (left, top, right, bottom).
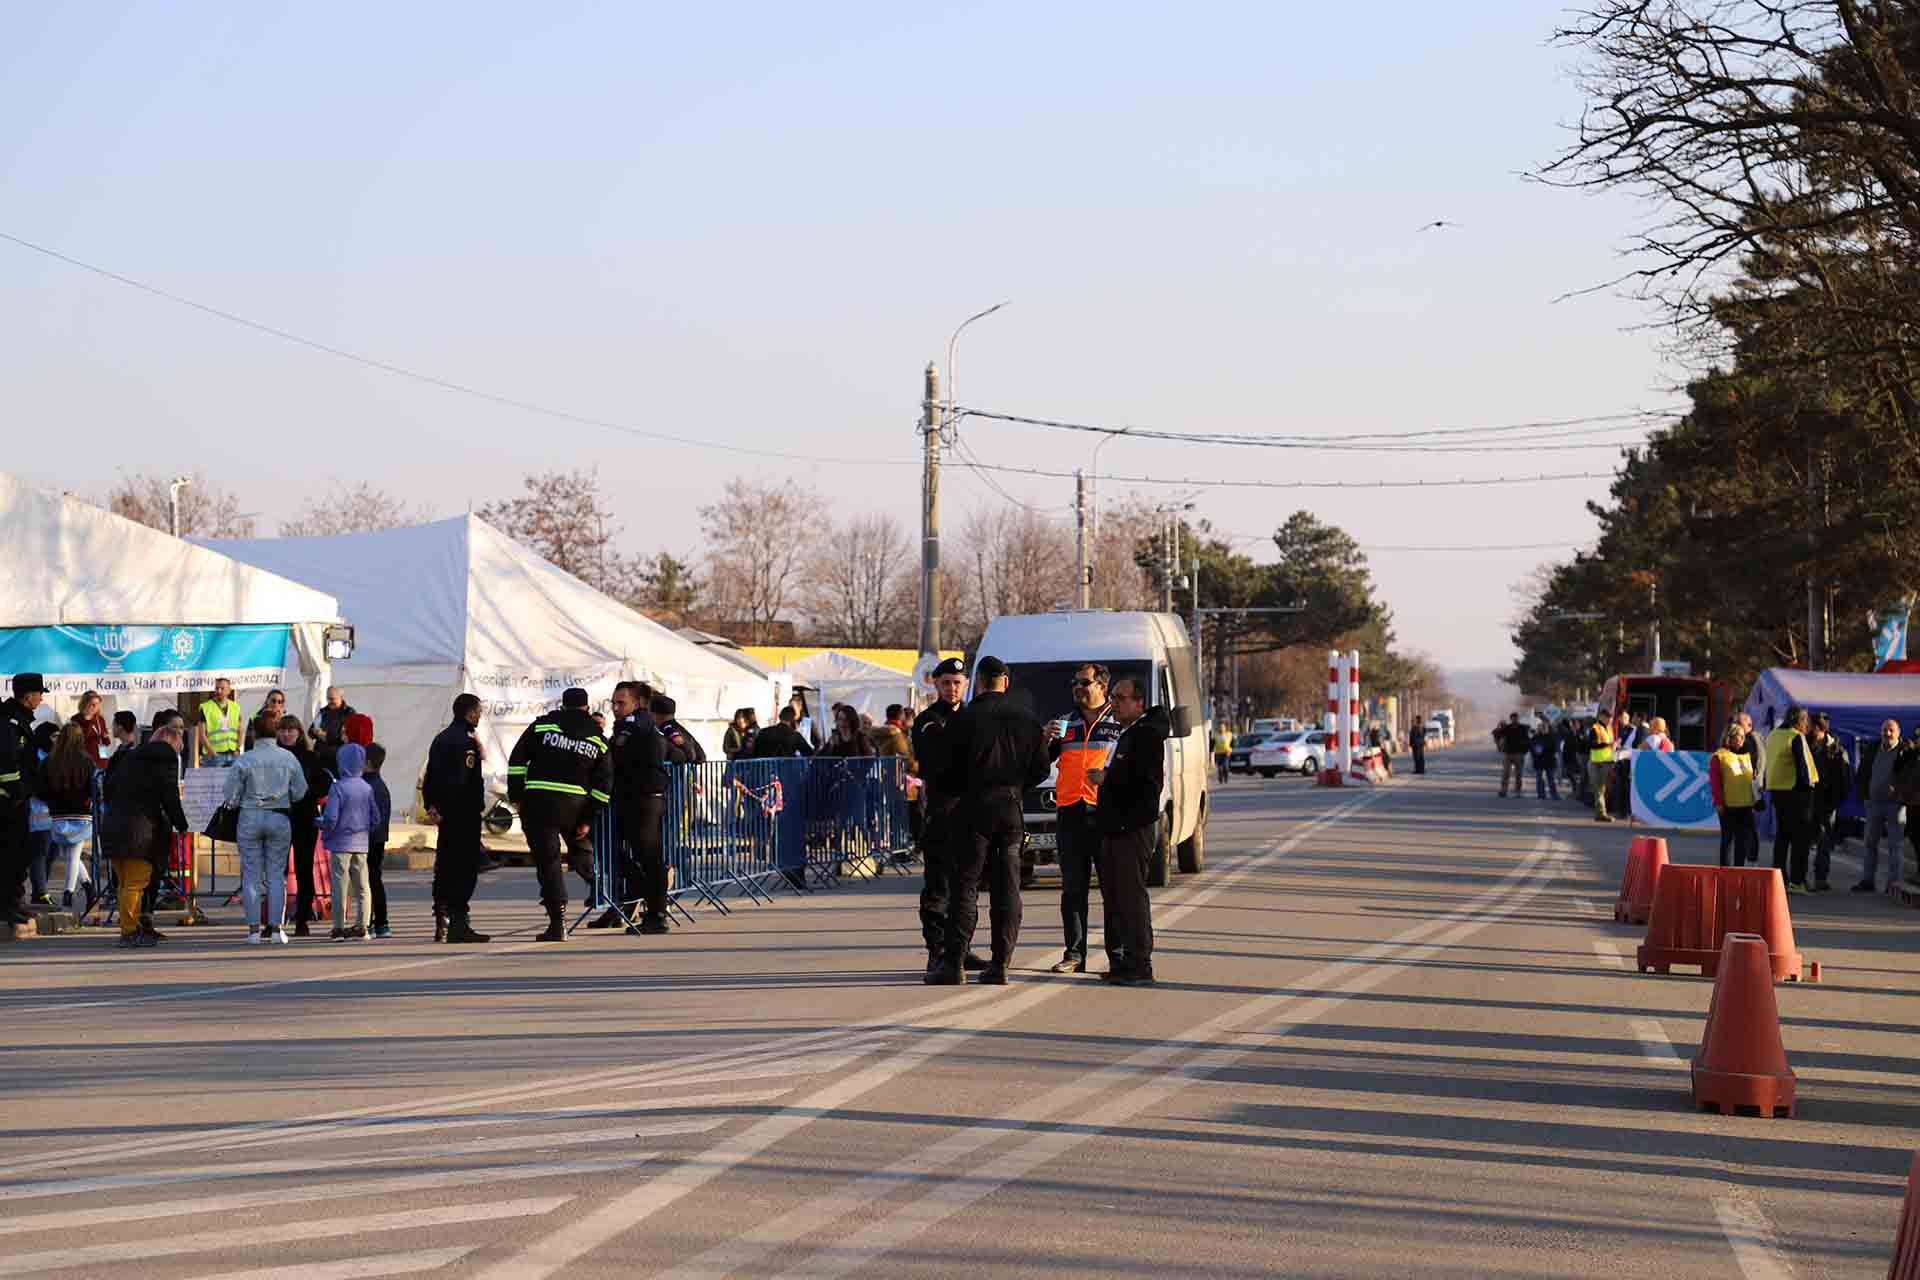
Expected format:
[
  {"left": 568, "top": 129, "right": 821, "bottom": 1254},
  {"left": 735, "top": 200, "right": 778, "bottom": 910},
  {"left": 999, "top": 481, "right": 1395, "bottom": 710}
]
[
  {"left": 932, "top": 655, "right": 1050, "bottom": 987},
  {"left": 651, "top": 695, "right": 707, "bottom": 765},
  {"left": 423, "top": 692, "right": 490, "bottom": 944},
  {"left": 508, "top": 687, "right": 613, "bottom": 941},
  {"left": 912, "top": 658, "right": 978, "bottom": 979},
  {"left": 604, "top": 680, "right": 672, "bottom": 935},
  {"left": 0, "top": 673, "right": 47, "bottom": 926}
]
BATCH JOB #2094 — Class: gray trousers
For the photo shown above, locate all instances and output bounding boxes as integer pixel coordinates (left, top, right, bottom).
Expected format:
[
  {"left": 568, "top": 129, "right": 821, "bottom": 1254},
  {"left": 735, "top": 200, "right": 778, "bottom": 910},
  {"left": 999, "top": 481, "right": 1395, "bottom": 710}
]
[
  {"left": 1863, "top": 798, "right": 1908, "bottom": 889},
  {"left": 238, "top": 809, "right": 291, "bottom": 931}
]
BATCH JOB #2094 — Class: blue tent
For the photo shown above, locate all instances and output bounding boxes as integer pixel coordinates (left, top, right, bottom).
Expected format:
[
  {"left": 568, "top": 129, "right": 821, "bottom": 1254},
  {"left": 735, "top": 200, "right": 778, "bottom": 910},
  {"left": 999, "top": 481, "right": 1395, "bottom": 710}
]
[{"left": 1742, "top": 668, "right": 1920, "bottom": 829}]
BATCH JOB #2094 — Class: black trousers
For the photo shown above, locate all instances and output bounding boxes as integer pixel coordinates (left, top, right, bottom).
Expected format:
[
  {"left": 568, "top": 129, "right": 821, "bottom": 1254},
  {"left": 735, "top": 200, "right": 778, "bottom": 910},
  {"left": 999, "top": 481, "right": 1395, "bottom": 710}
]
[
  {"left": 1771, "top": 791, "right": 1814, "bottom": 885},
  {"left": 620, "top": 794, "right": 668, "bottom": 917},
  {"left": 1411, "top": 744, "right": 1425, "bottom": 774},
  {"left": 1056, "top": 803, "right": 1096, "bottom": 962},
  {"left": 524, "top": 798, "right": 594, "bottom": 910},
  {"left": 945, "top": 791, "right": 1024, "bottom": 967},
  {"left": 367, "top": 841, "right": 388, "bottom": 928},
  {"left": 291, "top": 815, "right": 319, "bottom": 922},
  {"left": 1719, "top": 807, "right": 1758, "bottom": 867},
  {"left": 432, "top": 810, "right": 482, "bottom": 917},
  {"left": 1097, "top": 824, "right": 1156, "bottom": 974},
  {"left": 1, "top": 806, "right": 26, "bottom": 916},
  {"left": 919, "top": 797, "right": 960, "bottom": 958}
]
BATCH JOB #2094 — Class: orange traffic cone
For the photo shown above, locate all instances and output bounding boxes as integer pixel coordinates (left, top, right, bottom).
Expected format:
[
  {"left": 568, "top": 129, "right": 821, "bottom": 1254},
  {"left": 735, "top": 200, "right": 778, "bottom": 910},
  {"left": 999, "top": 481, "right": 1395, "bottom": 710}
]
[
  {"left": 1636, "top": 866, "right": 1807, "bottom": 981},
  {"left": 1615, "top": 836, "right": 1668, "bottom": 925},
  {"left": 1692, "top": 933, "right": 1795, "bottom": 1117},
  {"left": 1888, "top": 1152, "right": 1920, "bottom": 1278}
]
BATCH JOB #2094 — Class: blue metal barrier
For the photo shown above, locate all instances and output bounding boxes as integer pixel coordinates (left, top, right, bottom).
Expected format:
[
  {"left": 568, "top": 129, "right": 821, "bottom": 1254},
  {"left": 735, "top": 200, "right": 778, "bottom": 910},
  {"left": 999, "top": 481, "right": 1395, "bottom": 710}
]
[{"left": 578, "top": 756, "right": 915, "bottom": 924}]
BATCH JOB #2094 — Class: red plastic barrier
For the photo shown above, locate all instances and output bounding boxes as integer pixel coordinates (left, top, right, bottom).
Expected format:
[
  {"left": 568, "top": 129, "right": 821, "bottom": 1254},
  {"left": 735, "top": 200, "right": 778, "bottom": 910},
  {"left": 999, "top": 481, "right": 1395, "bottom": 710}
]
[
  {"left": 1635, "top": 866, "right": 1806, "bottom": 981},
  {"left": 1614, "top": 836, "right": 1668, "bottom": 924},
  {"left": 1887, "top": 1152, "right": 1920, "bottom": 1278},
  {"left": 1691, "top": 933, "right": 1795, "bottom": 1117}
]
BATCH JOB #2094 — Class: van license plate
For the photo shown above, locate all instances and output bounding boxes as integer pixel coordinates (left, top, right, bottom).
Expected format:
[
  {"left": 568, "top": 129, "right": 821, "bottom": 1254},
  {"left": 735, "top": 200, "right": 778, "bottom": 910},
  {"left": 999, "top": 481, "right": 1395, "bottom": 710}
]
[{"left": 1026, "top": 833, "right": 1056, "bottom": 850}]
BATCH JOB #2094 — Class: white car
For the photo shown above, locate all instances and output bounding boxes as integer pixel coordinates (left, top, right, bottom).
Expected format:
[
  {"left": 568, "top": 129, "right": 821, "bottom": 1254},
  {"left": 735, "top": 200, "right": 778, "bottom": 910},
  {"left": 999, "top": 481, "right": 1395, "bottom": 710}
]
[{"left": 1246, "top": 729, "right": 1332, "bottom": 777}]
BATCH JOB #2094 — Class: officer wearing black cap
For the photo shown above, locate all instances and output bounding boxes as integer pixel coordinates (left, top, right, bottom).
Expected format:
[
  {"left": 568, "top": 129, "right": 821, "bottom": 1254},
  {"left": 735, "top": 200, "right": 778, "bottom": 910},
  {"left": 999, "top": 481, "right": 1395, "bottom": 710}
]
[
  {"left": 650, "top": 694, "right": 707, "bottom": 766},
  {"left": 507, "top": 688, "right": 613, "bottom": 941},
  {"left": 912, "top": 658, "right": 983, "bottom": 979},
  {"left": 932, "top": 655, "right": 1049, "bottom": 985},
  {"left": 0, "top": 673, "right": 47, "bottom": 925},
  {"left": 603, "top": 680, "right": 670, "bottom": 935},
  {"left": 423, "top": 692, "right": 489, "bottom": 944}
]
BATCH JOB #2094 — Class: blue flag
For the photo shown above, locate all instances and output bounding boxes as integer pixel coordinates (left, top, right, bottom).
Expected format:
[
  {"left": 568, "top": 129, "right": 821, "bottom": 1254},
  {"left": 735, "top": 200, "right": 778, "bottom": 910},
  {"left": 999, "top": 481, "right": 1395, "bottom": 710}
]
[{"left": 1873, "top": 602, "right": 1912, "bottom": 666}]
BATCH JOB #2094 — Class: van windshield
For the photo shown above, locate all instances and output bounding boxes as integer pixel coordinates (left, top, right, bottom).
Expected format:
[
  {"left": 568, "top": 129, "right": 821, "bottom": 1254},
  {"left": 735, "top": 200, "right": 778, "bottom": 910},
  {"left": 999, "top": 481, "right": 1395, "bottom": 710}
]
[{"left": 996, "top": 661, "right": 1152, "bottom": 725}]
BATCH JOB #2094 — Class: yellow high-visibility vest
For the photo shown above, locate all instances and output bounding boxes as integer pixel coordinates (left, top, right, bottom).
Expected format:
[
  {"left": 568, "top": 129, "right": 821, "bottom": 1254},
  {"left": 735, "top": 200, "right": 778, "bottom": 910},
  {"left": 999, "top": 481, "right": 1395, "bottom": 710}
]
[
  {"left": 1712, "top": 749, "right": 1758, "bottom": 809},
  {"left": 200, "top": 698, "right": 242, "bottom": 753},
  {"left": 1589, "top": 722, "right": 1614, "bottom": 764},
  {"left": 1764, "top": 726, "right": 1816, "bottom": 791}
]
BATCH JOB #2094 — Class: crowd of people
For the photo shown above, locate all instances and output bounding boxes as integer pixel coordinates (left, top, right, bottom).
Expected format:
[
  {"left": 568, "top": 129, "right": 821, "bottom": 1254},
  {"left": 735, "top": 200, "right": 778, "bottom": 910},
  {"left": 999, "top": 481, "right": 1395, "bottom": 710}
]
[{"left": 1491, "top": 703, "right": 1920, "bottom": 896}]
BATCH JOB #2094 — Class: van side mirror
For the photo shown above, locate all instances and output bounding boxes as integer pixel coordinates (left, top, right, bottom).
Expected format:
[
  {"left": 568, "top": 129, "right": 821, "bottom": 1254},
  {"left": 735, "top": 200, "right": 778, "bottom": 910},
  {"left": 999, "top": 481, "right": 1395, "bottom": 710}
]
[{"left": 1169, "top": 705, "right": 1196, "bottom": 738}]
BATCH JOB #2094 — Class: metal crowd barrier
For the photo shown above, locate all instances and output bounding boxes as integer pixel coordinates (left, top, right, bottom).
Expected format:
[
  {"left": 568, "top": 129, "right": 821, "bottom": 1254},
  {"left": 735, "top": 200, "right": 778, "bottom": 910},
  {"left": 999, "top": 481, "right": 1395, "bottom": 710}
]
[{"left": 576, "top": 755, "right": 915, "bottom": 928}]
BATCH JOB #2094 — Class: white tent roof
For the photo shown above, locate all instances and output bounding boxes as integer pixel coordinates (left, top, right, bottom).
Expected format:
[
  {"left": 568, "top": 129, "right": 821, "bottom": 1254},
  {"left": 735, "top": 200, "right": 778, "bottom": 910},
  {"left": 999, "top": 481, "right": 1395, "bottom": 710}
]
[
  {"left": 784, "top": 649, "right": 917, "bottom": 722},
  {"left": 0, "top": 472, "right": 341, "bottom": 626},
  {"left": 202, "top": 515, "right": 771, "bottom": 718}
]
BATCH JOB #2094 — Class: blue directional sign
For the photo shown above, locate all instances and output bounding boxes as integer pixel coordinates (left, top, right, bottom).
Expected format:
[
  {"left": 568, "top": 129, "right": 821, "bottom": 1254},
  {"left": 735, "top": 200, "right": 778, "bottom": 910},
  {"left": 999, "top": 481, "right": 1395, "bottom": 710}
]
[{"left": 1628, "top": 749, "right": 1719, "bottom": 831}]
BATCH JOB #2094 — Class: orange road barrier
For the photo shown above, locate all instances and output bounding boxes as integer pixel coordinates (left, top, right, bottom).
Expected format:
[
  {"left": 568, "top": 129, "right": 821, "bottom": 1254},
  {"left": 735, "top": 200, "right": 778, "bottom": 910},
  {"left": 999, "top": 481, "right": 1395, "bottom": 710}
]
[
  {"left": 1691, "top": 932, "right": 1796, "bottom": 1117},
  {"left": 1635, "top": 866, "right": 1810, "bottom": 981},
  {"left": 1614, "top": 835, "right": 1668, "bottom": 924},
  {"left": 1887, "top": 1152, "right": 1920, "bottom": 1278}
]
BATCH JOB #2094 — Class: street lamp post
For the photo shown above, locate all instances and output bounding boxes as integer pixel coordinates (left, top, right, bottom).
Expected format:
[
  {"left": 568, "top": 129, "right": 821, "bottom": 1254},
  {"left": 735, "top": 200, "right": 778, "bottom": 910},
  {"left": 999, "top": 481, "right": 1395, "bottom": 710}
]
[
  {"left": 920, "top": 303, "right": 1010, "bottom": 669},
  {"left": 167, "top": 475, "right": 192, "bottom": 538}
]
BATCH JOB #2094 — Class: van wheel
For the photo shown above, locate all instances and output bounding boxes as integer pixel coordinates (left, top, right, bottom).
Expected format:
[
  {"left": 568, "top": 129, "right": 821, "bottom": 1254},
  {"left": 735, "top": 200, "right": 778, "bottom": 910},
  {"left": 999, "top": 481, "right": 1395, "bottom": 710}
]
[
  {"left": 1177, "top": 799, "right": 1206, "bottom": 874},
  {"left": 1145, "top": 812, "right": 1172, "bottom": 888}
]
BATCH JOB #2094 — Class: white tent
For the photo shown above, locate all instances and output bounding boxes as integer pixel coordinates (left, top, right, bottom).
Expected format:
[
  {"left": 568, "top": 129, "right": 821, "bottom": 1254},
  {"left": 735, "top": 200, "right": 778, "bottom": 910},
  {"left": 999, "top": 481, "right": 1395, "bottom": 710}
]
[
  {"left": 782, "top": 649, "right": 919, "bottom": 726},
  {"left": 0, "top": 471, "right": 342, "bottom": 727},
  {"left": 203, "top": 515, "right": 774, "bottom": 815}
]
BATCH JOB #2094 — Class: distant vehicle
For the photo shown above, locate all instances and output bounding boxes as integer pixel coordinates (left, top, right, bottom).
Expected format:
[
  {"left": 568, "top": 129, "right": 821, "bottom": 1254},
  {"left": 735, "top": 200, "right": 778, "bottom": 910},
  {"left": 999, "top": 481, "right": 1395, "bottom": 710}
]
[
  {"left": 1247, "top": 729, "right": 1331, "bottom": 778},
  {"left": 975, "top": 610, "right": 1210, "bottom": 888},
  {"left": 1596, "top": 673, "right": 1734, "bottom": 752},
  {"left": 1227, "top": 731, "right": 1277, "bottom": 775},
  {"left": 1249, "top": 717, "right": 1301, "bottom": 736}
]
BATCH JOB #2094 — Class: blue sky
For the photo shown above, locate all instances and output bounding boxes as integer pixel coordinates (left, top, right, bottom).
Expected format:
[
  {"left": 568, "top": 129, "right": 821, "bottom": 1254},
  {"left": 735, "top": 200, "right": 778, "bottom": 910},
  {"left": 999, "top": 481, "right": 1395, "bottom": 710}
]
[{"left": 1, "top": 2, "right": 1670, "bottom": 668}]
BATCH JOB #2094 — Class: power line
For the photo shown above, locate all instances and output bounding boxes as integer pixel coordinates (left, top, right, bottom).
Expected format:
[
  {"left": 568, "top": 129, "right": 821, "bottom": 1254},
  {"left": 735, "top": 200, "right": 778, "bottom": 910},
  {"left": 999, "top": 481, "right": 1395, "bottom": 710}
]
[
  {"left": 954, "top": 404, "right": 1678, "bottom": 450},
  {"left": 947, "top": 435, "right": 1068, "bottom": 519},
  {"left": 961, "top": 458, "right": 1615, "bottom": 490},
  {"left": 1358, "top": 541, "right": 1588, "bottom": 552},
  {"left": 0, "top": 228, "right": 912, "bottom": 469}
]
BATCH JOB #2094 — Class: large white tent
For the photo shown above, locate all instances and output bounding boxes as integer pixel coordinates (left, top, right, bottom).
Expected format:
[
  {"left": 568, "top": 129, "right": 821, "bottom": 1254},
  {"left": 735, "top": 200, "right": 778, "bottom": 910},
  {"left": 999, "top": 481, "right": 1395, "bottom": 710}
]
[
  {"left": 0, "top": 471, "right": 343, "bottom": 728},
  {"left": 781, "top": 649, "right": 920, "bottom": 726},
  {"left": 204, "top": 515, "right": 774, "bottom": 814}
]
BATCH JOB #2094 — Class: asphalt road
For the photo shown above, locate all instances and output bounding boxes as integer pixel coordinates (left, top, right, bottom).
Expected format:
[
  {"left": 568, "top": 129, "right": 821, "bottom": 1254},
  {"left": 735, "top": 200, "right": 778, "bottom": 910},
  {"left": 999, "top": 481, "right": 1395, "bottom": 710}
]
[{"left": 3, "top": 746, "right": 1916, "bottom": 1278}]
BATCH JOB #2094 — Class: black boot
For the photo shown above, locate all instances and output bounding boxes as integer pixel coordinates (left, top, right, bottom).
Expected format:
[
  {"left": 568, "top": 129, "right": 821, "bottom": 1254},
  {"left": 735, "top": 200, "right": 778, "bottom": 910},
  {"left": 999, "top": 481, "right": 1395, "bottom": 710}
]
[
  {"left": 961, "top": 952, "right": 988, "bottom": 972},
  {"left": 536, "top": 905, "right": 566, "bottom": 942},
  {"left": 446, "top": 915, "right": 490, "bottom": 944},
  {"left": 586, "top": 908, "right": 623, "bottom": 929},
  {"left": 923, "top": 955, "right": 962, "bottom": 985},
  {"left": 433, "top": 911, "right": 449, "bottom": 943}
]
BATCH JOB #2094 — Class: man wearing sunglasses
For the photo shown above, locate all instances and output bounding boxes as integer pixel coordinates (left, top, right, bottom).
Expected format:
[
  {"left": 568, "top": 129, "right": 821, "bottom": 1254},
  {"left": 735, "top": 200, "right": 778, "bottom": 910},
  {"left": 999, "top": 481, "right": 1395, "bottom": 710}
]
[
  {"left": 1084, "top": 677, "right": 1164, "bottom": 986},
  {"left": 1043, "top": 663, "right": 1124, "bottom": 974}
]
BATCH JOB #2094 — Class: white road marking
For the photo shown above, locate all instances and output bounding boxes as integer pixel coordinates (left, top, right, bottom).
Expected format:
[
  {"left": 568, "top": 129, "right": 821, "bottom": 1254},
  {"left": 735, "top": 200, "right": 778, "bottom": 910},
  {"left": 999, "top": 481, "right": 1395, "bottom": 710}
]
[
  {"left": 1592, "top": 939, "right": 1625, "bottom": 968},
  {"left": 475, "top": 790, "right": 1388, "bottom": 1280},
  {"left": 756, "top": 831, "right": 1569, "bottom": 1279},
  {"left": 191, "top": 1247, "right": 479, "bottom": 1280},
  {"left": 1713, "top": 1191, "right": 1796, "bottom": 1278},
  {"left": 1629, "top": 1018, "right": 1685, "bottom": 1068},
  {"left": 0, "top": 1196, "right": 570, "bottom": 1278},
  {"left": 0, "top": 1153, "right": 661, "bottom": 1236},
  {"left": 634, "top": 1049, "right": 891, "bottom": 1090}
]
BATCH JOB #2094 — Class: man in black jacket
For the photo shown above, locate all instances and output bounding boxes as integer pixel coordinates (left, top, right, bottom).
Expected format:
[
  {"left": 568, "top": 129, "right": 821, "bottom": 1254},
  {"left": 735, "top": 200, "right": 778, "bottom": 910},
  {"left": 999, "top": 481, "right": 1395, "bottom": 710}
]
[
  {"left": 0, "top": 673, "right": 46, "bottom": 925},
  {"left": 608, "top": 680, "right": 671, "bottom": 936},
  {"left": 913, "top": 658, "right": 983, "bottom": 977},
  {"left": 1087, "top": 677, "right": 1166, "bottom": 986},
  {"left": 932, "top": 656, "right": 1049, "bottom": 987},
  {"left": 508, "top": 687, "right": 613, "bottom": 941},
  {"left": 750, "top": 706, "right": 814, "bottom": 759},
  {"left": 1807, "top": 713, "right": 1852, "bottom": 892},
  {"left": 101, "top": 720, "right": 189, "bottom": 949},
  {"left": 423, "top": 693, "right": 489, "bottom": 943}
]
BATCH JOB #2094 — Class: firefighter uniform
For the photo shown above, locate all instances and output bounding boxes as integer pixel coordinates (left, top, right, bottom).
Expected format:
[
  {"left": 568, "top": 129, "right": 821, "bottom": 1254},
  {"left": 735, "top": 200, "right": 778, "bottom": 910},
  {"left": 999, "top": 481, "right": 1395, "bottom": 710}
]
[
  {"left": 423, "top": 709, "right": 488, "bottom": 943},
  {"left": 508, "top": 690, "right": 613, "bottom": 939},
  {"left": 612, "top": 709, "right": 670, "bottom": 932}
]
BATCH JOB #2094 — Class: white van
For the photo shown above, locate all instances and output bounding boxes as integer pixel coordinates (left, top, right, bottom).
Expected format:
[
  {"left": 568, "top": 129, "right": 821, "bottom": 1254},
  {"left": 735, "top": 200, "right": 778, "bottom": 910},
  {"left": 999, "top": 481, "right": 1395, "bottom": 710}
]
[{"left": 972, "top": 610, "right": 1211, "bottom": 888}]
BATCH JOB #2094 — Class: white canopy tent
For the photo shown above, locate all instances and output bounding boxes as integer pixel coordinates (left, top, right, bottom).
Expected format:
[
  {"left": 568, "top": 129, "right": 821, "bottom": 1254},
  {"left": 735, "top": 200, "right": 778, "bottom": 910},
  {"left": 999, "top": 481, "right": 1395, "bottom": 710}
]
[
  {"left": 781, "top": 649, "right": 920, "bottom": 726},
  {"left": 203, "top": 515, "right": 775, "bottom": 815},
  {"left": 0, "top": 471, "right": 342, "bottom": 728}
]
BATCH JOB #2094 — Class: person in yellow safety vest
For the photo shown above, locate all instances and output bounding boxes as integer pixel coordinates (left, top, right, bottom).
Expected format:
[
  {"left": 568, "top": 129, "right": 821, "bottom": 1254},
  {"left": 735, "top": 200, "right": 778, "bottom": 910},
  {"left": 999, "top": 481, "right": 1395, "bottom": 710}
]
[
  {"left": 1764, "top": 705, "right": 1819, "bottom": 892},
  {"left": 1586, "top": 716, "right": 1616, "bottom": 823},
  {"left": 1211, "top": 723, "right": 1233, "bottom": 785},
  {"left": 196, "top": 678, "right": 244, "bottom": 767},
  {"left": 1710, "top": 722, "right": 1760, "bottom": 868}
]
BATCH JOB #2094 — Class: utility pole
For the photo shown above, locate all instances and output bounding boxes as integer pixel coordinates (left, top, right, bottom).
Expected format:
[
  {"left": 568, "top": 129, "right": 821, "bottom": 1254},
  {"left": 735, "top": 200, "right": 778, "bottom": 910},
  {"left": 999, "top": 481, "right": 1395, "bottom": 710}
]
[
  {"left": 919, "top": 362, "right": 942, "bottom": 661},
  {"left": 1074, "top": 468, "right": 1090, "bottom": 609},
  {"left": 167, "top": 475, "right": 192, "bottom": 538}
]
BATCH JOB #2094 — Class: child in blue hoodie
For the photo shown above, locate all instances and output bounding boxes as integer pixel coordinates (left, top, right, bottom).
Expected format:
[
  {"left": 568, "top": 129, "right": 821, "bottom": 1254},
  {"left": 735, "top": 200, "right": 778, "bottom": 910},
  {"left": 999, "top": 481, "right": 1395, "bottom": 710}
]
[{"left": 319, "top": 743, "right": 377, "bottom": 940}]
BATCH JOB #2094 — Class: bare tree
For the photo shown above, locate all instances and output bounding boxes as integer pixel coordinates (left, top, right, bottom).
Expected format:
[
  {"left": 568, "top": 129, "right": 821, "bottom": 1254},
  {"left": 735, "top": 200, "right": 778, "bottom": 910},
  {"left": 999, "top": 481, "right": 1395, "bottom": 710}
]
[
  {"left": 280, "top": 481, "right": 431, "bottom": 536},
  {"left": 477, "top": 470, "right": 639, "bottom": 598},
  {"left": 801, "top": 514, "right": 909, "bottom": 645},
  {"left": 699, "top": 478, "right": 812, "bottom": 643},
  {"left": 955, "top": 504, "right": 1075, "bottom": 634},
  {"left": 105, "top": 471, "right": 256, "bottom": 538}
]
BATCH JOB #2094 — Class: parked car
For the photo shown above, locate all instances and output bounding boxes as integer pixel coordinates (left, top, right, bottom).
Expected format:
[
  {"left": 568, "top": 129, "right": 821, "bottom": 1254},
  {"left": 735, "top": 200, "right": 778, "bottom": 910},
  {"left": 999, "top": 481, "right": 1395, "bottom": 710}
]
[
  {"left": 1226, "top": 731, "right": 1276, "bottom": 775},
  {"left": 1247, "top": 729, "right": 1331, "bottom": 777},
  {"left": 1250, "top": 717, "right": 1301, "bottom": 736}
]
